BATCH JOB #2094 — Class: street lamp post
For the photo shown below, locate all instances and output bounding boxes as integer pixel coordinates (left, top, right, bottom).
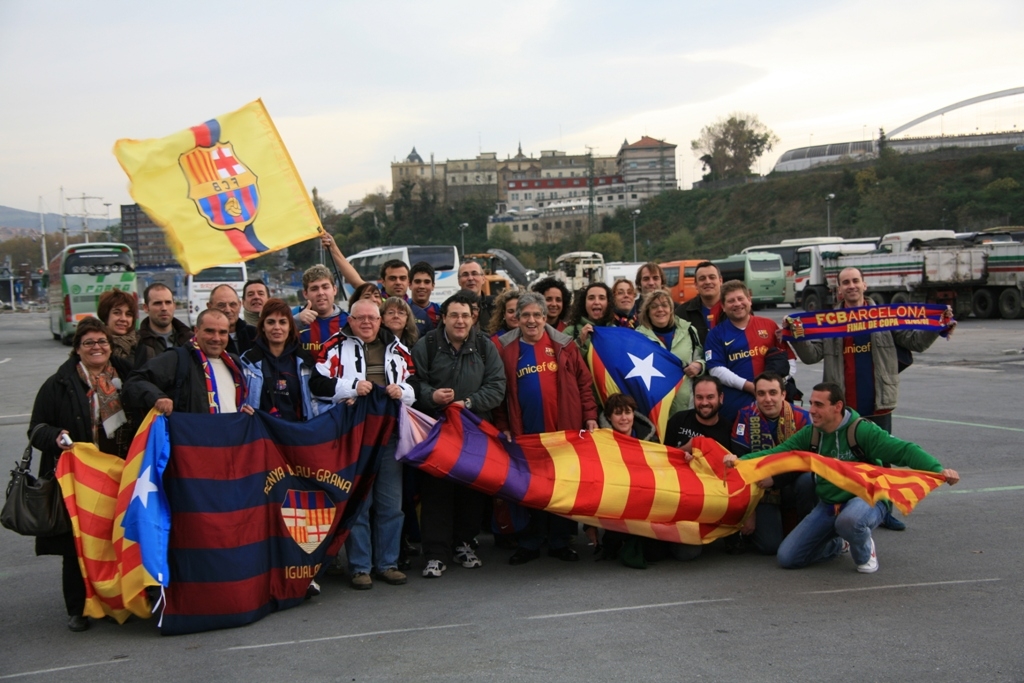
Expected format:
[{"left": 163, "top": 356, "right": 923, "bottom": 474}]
[
  {"left": 631, "top": 209, "right": 641, "bottom": 261},
  {"left": 459, "top": 223, "right": 469, "bottom": 258},
  {"left": 826, "top": 193, "right": 835, "bottom": 237}
]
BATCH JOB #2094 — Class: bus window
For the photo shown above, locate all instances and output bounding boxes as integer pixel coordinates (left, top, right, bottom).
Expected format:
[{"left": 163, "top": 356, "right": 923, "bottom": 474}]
[
  {"left": 408, "top": 246, "right": 456, "bottom": 271},
  {"left": 662, "top": 266, "right": 680, "bottom": 287},
  {"left": 750, "top": 257, "right": 782, "bottom": 272}
]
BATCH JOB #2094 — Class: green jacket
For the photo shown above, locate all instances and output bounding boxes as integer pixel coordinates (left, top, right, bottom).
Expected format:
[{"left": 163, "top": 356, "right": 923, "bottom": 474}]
[
  {"left": 741, "top": 408, "right": 944, "bottom": 505},
  {"left": 410, "top": 327, "right": 506, "bottom": 421},
  {"left": 637, "top": 318, "right": 705, "bottom": 415}
]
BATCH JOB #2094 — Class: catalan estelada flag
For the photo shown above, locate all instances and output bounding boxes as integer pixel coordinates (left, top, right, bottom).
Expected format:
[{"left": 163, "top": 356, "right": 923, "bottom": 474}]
[
  {"left": 113, "top": 99, "right": 321, "bottom": 274},
  {"left": 398, "top": 405, "right": 761, "bottom": 545},
  {"left": 732, "top": 450, "right": 946, "bottom": 515},
  {"left": 587, "top": 326, "right": 685, "bottom": 439}
]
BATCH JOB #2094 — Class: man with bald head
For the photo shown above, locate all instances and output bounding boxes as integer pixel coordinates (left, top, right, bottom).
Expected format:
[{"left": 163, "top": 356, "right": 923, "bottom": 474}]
[
  {"left": 125, "top": 309, "right": 250, "bottom": 416},
  {"left": 208, "top": 284, "right": 256, "bottom": 355}
]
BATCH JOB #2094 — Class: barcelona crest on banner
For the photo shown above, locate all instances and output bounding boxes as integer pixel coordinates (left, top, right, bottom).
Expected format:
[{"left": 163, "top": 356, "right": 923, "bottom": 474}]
[{"left": 280, "top": 489, "right": 337, "bottom": 553}]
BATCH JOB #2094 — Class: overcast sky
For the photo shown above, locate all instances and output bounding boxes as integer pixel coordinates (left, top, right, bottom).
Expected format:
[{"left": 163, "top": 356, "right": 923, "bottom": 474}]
[{"left": 1, "top": 0, "right": 1022, "bottom": 220}]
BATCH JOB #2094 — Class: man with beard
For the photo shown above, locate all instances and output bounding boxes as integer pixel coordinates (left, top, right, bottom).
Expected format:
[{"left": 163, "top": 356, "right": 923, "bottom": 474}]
[
  {"left": 730, "top": 372, "right": 815, "bottom": 555},
  {"left": 664, "top": 375, "right": 733, "bottom": 450}
]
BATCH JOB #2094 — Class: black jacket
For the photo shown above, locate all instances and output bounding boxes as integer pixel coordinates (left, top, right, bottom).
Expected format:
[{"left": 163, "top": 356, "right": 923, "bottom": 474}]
[
  {"left": 227, "top": 319, "right": 257, "bottom": 357},
  {"left": 124, "top": 346, "right": 242, "bottom": 415},
  {"left": 134, "top": 316, "right": 192, "bottom": 369},
  {"left": 677, "top": 297, "right": 724, "bottom": 347},
  {"left": 29, "top": 354, "right": 134, "bottom": 555}
]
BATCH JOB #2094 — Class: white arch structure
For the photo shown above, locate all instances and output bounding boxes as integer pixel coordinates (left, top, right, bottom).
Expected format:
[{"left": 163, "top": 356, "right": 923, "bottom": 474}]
[{"left": 887, "top": 86, "right": 1024, "bottom": 137}]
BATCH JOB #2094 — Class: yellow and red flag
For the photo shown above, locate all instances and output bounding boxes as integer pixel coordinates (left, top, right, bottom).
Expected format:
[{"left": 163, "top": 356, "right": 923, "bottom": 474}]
[
  {"left": 733, "top": 450, "right": 946, "bottom": 515},
  {"left": 397, "top": 406, "right": 947, "bottom": 543},
  {"left": 113, "top": 99, "right": 321, "bottom": 274}
]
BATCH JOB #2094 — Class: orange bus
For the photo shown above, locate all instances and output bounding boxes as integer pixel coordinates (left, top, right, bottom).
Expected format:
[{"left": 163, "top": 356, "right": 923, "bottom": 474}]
[{"left": 660, "top": 259, "right": 704, "bottom": 305}]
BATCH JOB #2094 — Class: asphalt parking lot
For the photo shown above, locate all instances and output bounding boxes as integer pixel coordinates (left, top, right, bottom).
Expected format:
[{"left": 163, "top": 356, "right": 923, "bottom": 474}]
[{"left": 0, "top": 311, "right": 1021, "bottom": 682}]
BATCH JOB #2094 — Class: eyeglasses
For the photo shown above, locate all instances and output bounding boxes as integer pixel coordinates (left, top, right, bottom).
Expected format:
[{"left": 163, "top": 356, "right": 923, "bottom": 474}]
[
  {"left": 80, "top": 339, "right": 110, "bottom": 349},
  {"left": 649, "top": 302, "right": 672, "bottom": 311},
  {"left": 349, "top": 315, "right": 380, "bottom": 323}
]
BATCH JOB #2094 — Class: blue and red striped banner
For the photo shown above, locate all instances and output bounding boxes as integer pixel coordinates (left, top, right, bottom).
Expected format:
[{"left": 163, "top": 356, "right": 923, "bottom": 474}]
[{"left": 781, "top": 303, "right": 954, "bottom": 342}]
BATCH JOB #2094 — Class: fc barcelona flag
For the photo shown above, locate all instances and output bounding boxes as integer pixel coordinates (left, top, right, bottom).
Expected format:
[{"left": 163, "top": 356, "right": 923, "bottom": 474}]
[
  {"left": 587, "top": 326, "right": 685, "bottom": 439},
  {"left": 113, "top": 99, "right": 321, "bottom": 274},
  {"left": 154, "top": 391, "right": 397, "bottom": 635}
]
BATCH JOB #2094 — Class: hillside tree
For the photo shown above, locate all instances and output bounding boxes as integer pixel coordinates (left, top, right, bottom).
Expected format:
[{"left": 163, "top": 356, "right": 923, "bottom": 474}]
[{"left": 691, "top": 113, "right": 779, "bottom": 180}]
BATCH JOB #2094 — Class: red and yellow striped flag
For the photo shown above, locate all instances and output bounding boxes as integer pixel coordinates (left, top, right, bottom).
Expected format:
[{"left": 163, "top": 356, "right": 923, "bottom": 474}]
[
  {"left": 733, "top": 450, "right": 946, "bottom": 515},
  {"left": 398, "top": 406, "right": 761, "bottom": 544}
]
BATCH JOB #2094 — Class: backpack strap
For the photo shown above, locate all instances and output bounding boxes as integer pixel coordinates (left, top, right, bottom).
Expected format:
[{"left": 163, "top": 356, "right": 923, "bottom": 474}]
[
  {"left": 808, "top": 426, "right": 822, "bottom": 453},
  {"left": 846, "top": 417, "right": 868, "bottom": 462}
]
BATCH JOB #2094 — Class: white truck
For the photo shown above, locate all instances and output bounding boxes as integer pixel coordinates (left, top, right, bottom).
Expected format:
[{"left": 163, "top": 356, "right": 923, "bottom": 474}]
[
  {"left": 821, "top": 230, "right": 986, "bottom": 319},
  {"left": 795, "top": 242, "right": 879, "bottom": 310},
  {"left": 970, "top": 241, "right": 1024, "bottom": 319},
  {"left": 534, "top": 251, "right": 606, "bottom": 292}
]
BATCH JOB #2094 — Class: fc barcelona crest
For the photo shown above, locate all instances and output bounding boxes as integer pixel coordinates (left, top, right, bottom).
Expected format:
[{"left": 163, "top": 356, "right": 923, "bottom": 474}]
[
  {"left": 758, "top": 329, "right": 769, "bottom": 338},
  {"left": 179, "top": 118, "right": 260, "bottom": 232},
  {"left": 280, "top": 489, "right": 337, "bottom": 554}
]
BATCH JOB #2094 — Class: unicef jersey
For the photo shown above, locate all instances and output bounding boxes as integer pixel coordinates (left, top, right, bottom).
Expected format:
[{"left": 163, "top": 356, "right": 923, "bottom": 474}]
[
  {"left": 300, "top": 312, "right": 347, "bottom": 361},
  {"left": 732, "top": 403, "right": 810, "bottom": 454},
  {"left": 705, "top": 316, "right": 791, "bottom": 423},
  {"left": 515, "top": 332, "right": 559, "bottom": 434},
  {"left": 842, "top": 334, "right": 877, "bottom": 416}
]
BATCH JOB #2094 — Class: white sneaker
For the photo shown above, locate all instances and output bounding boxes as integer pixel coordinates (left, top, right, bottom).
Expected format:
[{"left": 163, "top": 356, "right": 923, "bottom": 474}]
[
  {"left": 454, "top": 542, "right": 482, "bottom": 568},
  {"left": 422, "top": 560, "right": 446, "bottom": 578},
  {"left": 856, "top": 537, "right": 878, "bottom": 573}
]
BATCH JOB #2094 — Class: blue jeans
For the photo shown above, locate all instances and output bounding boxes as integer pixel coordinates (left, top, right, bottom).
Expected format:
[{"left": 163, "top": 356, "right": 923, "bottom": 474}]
[
  {"left": 346, "top": 438, "right": 403, "bottom": 574},
  {"left": 777, "top": 497, "right": 886, "bottom": 569}
]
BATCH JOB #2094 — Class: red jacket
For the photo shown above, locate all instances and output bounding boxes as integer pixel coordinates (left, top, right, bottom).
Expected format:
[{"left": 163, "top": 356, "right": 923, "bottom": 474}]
[{"left": 493, "top": 326, "right": 598, "bottom": 435}]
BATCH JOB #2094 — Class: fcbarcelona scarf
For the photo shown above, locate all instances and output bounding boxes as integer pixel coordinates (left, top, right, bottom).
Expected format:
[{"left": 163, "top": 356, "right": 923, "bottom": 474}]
[
  {"left": 748, "top": 401, "right": 798, "bottom": 452},
  {"left": 189, "top": 337, "right": 244, "bottom": 413},
  {"left": 781, "top": 303, "right": 955, "bottom": 342}
]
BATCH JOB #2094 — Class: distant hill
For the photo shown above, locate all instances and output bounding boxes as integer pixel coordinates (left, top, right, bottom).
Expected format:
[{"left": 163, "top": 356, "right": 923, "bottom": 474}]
[{"left": 0, "top": 205, "right": 111, "bottom": 236}]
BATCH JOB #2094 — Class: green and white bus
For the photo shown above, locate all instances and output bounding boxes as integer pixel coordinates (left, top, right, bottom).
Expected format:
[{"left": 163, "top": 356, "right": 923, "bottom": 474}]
[{"left": 48, "top": 242, "right": 136, "bottom": 344}]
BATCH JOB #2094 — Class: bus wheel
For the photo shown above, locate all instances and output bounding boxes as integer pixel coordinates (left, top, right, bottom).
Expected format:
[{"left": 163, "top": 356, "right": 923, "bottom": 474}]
[
  {"left": 52, "top": 332, "right": 61, "bottom": 341},
  {"left": 868, "top": 291, "right": 887, "bottom": 305},
  {"left": 61, "top": 334, "right": 73, "bottom": 347},
  {"left": 890, "top": 292, "right": 911, "bottom": 305},
  {"left": 802, "top": 291, "right": 821, "bottom": 311},
  {"left": 972, "top": 288, "right": 997, "bottom": 319},
  {"left": 998, "top": 288, "right": 1023, "bottom": 319}
]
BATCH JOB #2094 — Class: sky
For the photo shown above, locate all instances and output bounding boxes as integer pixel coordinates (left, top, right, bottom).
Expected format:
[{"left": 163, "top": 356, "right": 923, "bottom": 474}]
[{"left": 1, "top": 0, "right": 1022, "bottom": 221}]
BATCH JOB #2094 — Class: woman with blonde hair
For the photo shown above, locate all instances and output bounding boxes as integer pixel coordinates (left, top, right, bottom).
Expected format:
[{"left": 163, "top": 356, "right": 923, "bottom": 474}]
[
  {"left": 487, "top": 289, "right": 521, "bottom": 342},
  {"left": 636, "top": 289, "right": 705, "bottom": 416},
  {"left": 381, "top": 296, "right": 419, "bottom": 349}
]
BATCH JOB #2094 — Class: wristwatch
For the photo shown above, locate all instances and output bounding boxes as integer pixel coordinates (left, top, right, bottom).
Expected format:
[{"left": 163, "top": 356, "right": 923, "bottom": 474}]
[{"left": 464, "top": 397, "right": 473, "bottom": 411}]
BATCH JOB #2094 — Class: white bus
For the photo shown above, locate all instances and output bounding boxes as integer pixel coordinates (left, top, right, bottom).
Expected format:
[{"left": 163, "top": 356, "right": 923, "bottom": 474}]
[
  {"left": 344, "top": 245, "right": 459, "bottom": 304},
  {"left": 186, "top": 262, "right": 248, "bottom": 325}
]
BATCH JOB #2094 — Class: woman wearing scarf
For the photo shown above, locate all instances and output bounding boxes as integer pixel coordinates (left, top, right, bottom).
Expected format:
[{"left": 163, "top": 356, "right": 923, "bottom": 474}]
[
  {"left": 611, "top": 278, "right": 639, "bottom": 328},
  {"left": 29, "top": 317, "right": 135, "bottom": 632},
  {"left": 97, "top": 288, "right": 138, "bottom": 362},
  {"left": 240, "top": 298, "right": 317, "bottom": 422},
  {"left": 636, "top": 290, "right": 705, "bottom": 417}
]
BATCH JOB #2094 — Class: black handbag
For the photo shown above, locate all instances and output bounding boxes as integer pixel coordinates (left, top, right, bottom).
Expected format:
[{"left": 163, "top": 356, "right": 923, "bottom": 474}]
[{"left": 1, "top": 425, "right": 72, "bottom": 537}]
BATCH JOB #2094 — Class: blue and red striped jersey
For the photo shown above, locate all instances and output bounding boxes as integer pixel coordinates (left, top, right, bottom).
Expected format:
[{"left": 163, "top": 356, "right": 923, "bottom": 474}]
[
  {"left": 299, "top": 311, "right": 347, "bottom": 361},
  {"left": 842, "top": 334, "right": 878, "bottom": 417},
  {"left": 705, "top": 315, "right": 792, "bottom": 423},
  {"left": 515, "top": 332, "right": 560, "bottom": 434}
]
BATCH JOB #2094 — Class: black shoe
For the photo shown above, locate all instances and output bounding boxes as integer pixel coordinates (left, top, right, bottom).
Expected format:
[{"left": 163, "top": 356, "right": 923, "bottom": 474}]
[
  {"left": 548, "top": 547, "right": 579, "bottom": 562},
  {"left": 401, "top": 538, "right": 421, "bottom": 558},
  {"left": 508, "top": 548, "right": 541, "bottom": 565},
  {"left": 67, "top": 615, "right": 90, "bottom": 632},
  {"left": 397, "top": 559, "right": 413, "bottom": 571},
  {"left": 881, "top": 510, "right": 906, "bottom": 531}
]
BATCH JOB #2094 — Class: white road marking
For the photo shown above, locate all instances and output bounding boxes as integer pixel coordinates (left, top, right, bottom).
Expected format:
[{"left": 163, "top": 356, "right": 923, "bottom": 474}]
[
  {"left": 0, "top": 659, "right": 129, "bottom": 680},
  {"left": 805, "top": 578, "right": 1000, "bottom": 595},
  {"left": 0, "top": 358, "right": 10, "bottom": 364},
  {"left": 527, "top": 598, "right": 734, "bottom": 620},
  {"left": 895, "top": 415, "right": 1024, "bottom": 432},
  {"left": 223, "top": 622, "right": 473, "bottom": 651}
]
